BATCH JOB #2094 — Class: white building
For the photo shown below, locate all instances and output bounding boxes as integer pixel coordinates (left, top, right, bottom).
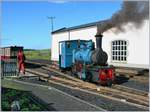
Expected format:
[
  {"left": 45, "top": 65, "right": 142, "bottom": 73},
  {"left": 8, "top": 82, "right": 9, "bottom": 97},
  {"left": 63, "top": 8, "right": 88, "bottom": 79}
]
[{"left": 51, "top": 20, "right": 149, "bottom": 69}]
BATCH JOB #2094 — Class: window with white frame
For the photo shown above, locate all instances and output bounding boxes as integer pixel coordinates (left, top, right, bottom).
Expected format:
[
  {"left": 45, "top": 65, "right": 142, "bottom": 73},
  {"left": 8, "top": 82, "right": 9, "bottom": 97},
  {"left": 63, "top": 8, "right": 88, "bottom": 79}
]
[{"left": 111, "top": 40, "right": 127, "bottom": 62}]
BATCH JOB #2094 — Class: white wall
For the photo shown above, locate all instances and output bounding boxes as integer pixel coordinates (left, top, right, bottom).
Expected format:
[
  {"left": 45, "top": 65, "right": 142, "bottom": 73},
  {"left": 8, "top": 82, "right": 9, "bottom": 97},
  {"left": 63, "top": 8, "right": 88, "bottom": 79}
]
[
  {"left": 51, "top": 20, "right": 149, "bottom": 68},
  {"left": 51, "top": 32, "right": 68, "bottom": 60},
  {"left": 102, "top": 20, "right": 149, "bottom": 68},
  {"left": 70, "top": 26, "right": 97, "bottom": 44}
]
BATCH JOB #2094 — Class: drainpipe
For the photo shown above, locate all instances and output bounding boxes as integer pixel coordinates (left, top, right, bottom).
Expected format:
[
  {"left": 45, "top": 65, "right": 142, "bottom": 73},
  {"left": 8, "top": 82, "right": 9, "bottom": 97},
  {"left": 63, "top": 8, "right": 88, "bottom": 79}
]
[{"left": 68, "top": 30, "right": 70, "bottom": 40}]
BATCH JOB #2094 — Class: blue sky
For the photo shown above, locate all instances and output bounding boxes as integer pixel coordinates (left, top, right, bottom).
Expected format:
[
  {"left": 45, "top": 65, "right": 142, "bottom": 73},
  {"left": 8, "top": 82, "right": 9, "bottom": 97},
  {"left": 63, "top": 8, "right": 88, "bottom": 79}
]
[{"left": 2, "top": 1, "right": 122, "bottom": 49}]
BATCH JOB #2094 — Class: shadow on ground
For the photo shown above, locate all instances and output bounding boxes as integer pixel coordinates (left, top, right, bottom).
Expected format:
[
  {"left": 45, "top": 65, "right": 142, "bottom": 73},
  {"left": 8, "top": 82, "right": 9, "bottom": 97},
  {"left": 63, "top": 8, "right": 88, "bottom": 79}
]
[
  {"left": 25, "top": 62, "right": 42, "bottom": 69},
  {"left": 114, "top": 75, "right": 129, "bottom": 85}
]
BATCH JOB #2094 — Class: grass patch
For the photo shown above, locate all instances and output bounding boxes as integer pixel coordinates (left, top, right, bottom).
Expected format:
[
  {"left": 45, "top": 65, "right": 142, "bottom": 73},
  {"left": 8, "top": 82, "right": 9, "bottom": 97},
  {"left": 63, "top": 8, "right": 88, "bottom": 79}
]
[
  {"left": 2, "top": 87, "right": 48, "bottom": 111},
  {"left": 24, "top": 49, "right": 51, "bottom": 60}
]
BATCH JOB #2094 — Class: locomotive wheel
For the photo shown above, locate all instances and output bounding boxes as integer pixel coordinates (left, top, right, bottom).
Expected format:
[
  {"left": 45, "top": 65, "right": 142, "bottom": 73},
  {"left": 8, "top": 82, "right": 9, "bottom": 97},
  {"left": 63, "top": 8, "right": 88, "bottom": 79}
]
[
  {"left": 71, "top": 66, "right": 78, "bottom": 78},
  {"left": 60, "top": 69, "right": 65, "bottom": 73},
  {"left": 86, "top": 71, "right": 92, "bottom": 82}
]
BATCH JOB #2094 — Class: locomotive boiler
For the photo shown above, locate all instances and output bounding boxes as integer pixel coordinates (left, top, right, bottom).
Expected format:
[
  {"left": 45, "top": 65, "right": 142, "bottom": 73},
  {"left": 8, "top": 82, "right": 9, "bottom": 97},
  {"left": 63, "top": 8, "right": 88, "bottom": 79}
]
[{"left": 59, "top": 35, "right": 115, "bottom": 86}]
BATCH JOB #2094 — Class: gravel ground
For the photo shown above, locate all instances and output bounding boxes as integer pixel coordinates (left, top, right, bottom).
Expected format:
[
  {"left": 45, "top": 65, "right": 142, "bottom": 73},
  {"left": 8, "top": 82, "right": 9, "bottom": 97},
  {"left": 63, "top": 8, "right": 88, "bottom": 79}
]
[
  {"left": 114, "top": 75, "right": 149, "bottom": 92},
  {"left": 120, "top": 79, "right": 149, "bottom": 92},
  {"left": 18, "top": 76, "right": 148, "bottom": 111}
]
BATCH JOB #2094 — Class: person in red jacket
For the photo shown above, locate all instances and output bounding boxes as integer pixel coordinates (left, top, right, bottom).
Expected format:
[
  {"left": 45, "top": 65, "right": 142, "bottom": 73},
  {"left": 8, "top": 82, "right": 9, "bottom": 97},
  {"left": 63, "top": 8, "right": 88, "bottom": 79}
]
[{"left": 17, "top": 50, "right": 26, "bottom": 74}]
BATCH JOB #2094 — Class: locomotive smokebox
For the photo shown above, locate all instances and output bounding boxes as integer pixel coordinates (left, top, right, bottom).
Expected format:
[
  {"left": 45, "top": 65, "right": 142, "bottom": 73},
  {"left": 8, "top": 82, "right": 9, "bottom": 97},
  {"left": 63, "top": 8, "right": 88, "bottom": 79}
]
[{"left": 91, "top": 34, "right": 108, "bottom": 65}]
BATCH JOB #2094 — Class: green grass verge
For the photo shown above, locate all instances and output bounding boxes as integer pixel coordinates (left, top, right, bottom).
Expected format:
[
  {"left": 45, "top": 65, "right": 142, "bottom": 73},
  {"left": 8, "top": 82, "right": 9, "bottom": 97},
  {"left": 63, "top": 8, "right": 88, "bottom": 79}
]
[{"left": 24, "top": 49, "right": 51, "bottom": 60}]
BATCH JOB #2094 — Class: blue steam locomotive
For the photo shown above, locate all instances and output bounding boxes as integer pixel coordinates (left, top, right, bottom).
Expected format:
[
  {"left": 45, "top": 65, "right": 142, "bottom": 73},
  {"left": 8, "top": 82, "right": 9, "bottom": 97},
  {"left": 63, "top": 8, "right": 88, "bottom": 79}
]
[{"left": 59, "top": 35, "right": 115, "bottom": 86}]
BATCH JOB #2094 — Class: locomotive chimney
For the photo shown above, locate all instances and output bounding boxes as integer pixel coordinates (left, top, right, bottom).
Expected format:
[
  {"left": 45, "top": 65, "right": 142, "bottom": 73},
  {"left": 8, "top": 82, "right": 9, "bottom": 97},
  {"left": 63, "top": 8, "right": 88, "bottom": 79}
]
[{"left": 95, "top": 34, "right": 103, "bottom": 49}]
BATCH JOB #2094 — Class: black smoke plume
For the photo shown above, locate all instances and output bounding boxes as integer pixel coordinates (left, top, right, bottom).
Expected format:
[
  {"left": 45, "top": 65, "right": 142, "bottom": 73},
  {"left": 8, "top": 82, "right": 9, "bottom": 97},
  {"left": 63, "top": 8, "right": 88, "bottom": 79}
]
[{"left": 96, "top": 1, "right": 149, "bottom": 35}]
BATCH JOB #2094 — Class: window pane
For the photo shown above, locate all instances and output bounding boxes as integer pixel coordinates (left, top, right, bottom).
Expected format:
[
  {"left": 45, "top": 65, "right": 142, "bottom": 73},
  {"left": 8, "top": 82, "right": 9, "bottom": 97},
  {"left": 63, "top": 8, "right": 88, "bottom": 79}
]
[
  {"left": 118, "top": 56, "right": 120, "bottom": 61},
  {"left": 121, "top": 41, "right": 123, "bottom": 45},
  {"left": 124, "top": 41, "right": 127, "bottom": 45},
  {"left": 113, "top": 46, "right": 115, "bottom": 50},
  {"left": 124, "top": 46, "right": 127, "bottom": 50},
  {"left": 124, "top": 51, "right": 126, "bottom": 55},
  {"left": 121, "top": 46, "right": 123, "bottom": 50},
  {"left": 113, "top": 41, "right": 115, "bottom": 45},
  {"left": 116, "top": 56, "right": 118, "bottom": 60},
  {"left": 121, "top": 56, "right": 124, "bottom": 61},
  {"left": 115, "top": 56, "right": 116, "bottom": 60},
  {"left": 117, "top": 46, "right": 119, "bottom": 50},
  {"left": 124, "top": 57, "right": 126, "bottom": 61}
]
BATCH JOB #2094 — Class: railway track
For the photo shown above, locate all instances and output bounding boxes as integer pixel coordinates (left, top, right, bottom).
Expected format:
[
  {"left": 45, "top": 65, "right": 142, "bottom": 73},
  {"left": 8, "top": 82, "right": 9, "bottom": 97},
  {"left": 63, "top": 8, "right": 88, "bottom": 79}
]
[
  {"left": 25, "top": 60, "right": 149, "bottom": 88},
  {"left": 42, "top": 66, "right": 148, "bottom": 96},
  {"left": 24, "top": 61, "right": 149, "bottom": 110},
  {"left": 26, "top": 60, "right": 149, "bottom": 84}
]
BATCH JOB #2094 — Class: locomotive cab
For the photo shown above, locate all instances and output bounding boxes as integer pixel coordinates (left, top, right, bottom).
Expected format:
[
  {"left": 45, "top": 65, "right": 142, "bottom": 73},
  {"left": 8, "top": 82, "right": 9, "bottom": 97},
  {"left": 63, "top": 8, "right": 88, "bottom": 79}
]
[{"left": 59, "top": 40, "right": 91, "bottom": 70}]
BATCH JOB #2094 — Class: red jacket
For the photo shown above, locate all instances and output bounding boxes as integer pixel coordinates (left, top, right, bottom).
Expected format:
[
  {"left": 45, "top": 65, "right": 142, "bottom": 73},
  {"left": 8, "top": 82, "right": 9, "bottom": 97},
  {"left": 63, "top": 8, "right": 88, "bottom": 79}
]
[{"left": 17, "top": 51, "right": 25, "bottom": 63}]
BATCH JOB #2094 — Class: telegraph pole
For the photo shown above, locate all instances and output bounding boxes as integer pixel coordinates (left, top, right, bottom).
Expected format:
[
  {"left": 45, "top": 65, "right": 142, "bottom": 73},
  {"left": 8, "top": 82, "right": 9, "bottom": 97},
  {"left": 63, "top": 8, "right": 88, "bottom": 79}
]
[
  {"left": 47, "top": 16, "right": 55, "bottom": 61},
  {"left": 47, "top": 16, "right": 55, "bottom": 32}
]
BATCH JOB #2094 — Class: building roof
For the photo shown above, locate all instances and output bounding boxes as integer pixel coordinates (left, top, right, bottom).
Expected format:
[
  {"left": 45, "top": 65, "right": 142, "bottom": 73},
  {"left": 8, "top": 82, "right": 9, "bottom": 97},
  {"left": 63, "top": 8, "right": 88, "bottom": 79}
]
[
  {"left": 59, "top": 39, "right": 91, "bottom": 43},
  {"left": 52, "top": 20, "right": 107, "bottom": 34}
]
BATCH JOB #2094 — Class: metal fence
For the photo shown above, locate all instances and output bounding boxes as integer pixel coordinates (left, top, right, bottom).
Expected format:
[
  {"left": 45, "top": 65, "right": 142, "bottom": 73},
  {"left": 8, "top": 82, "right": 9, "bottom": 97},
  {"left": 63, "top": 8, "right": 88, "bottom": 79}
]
[{"left": 1, "top": 59, "right": 18, "bottom": 77}]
